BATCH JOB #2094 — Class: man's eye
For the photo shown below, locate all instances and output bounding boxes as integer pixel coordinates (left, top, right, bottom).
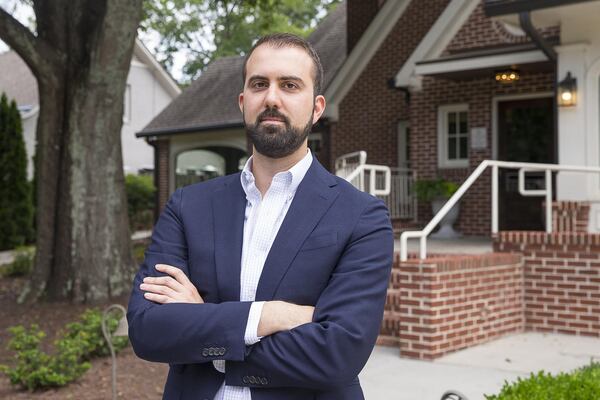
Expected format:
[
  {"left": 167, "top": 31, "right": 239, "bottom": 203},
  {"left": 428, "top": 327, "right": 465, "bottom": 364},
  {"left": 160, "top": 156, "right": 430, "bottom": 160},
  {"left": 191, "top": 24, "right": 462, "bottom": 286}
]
[
  {"left": 283, "top": 82, "right": 298, "bottom": 90},
  {"left": 252, "top": 81, "right": 267, "bottom": 88}
]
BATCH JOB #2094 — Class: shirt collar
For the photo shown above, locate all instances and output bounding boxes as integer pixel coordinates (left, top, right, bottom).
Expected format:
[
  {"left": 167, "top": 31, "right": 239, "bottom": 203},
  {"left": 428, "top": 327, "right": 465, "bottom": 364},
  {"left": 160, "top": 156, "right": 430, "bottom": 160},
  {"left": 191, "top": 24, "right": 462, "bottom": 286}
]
[{"left": 240, "top": 149, "right": 313, "bottom": 198}]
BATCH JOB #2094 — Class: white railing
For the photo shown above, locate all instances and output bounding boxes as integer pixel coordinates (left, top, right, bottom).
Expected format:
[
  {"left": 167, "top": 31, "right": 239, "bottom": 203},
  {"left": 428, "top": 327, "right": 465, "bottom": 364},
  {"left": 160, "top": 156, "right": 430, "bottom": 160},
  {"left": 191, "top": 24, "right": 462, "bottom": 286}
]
[
  {"left": 400, "top": 160, "right": 600, "bottom": 261},
  {"left": 335, "top": 151, "right": 391, "bottom": 196},
  {"left": 378, "top": 167, "right": 417, "bottom": 220}
]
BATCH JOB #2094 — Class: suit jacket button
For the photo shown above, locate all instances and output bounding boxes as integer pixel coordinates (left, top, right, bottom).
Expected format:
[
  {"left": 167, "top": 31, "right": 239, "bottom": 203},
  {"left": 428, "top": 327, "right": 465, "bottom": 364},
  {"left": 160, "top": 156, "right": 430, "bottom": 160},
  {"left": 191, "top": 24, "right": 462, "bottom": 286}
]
[
  {"left": 220, "top": 347, "right": 226, "bottom": 355},
  {"left": 249, "top": 376, "right": 257, "bottom": 384},
  {"left": 260, "top": 377, "right": 268, "bottom": 385},
  {"left": 202, "top": 348, "right": 208, "bottom": 357},
  {"left": 242, "top": 376, "right": 249, "bottom": 384},
  {"left": 209, "top": 348, "right": 216, "bottom": 356}
]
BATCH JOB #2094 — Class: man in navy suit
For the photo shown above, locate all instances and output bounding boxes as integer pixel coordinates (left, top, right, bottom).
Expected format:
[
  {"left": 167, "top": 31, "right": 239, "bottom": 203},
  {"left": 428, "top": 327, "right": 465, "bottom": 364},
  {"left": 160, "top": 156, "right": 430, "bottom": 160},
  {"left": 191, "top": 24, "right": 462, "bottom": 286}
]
[{"left": 127, "top": 33, "right": 394, "bottom": 400}]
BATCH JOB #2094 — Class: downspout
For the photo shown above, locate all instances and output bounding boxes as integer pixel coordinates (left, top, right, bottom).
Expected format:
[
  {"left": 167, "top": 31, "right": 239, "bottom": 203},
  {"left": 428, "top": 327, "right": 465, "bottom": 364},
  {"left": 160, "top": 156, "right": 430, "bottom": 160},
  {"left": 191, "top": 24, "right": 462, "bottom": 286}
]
[{"left": 518, "top": 11, "right": 559, "bottom": 169}]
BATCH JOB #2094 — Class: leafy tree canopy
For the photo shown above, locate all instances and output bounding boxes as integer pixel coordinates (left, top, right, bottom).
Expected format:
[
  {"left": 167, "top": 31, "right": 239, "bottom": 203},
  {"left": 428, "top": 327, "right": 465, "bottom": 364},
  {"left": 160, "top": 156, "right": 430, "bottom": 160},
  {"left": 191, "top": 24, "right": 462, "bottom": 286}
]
[{"left": 140, "top": 0, "right": 340, "bottom": 84}]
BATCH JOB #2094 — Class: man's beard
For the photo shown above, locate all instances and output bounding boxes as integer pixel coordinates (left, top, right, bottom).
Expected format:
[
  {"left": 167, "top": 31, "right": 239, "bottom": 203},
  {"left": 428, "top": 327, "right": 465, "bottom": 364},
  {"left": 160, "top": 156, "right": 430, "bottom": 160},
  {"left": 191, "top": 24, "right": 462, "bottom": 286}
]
[{"left": 245, "top": 107, "right": 313, "bottom": 159}]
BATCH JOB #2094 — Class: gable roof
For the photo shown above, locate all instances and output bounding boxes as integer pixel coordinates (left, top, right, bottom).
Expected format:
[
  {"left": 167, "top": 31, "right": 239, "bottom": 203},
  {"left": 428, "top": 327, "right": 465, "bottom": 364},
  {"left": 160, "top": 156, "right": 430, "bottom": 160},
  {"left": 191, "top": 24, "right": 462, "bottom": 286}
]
[
  {"left": 393, "top": 0, "right": 481, "bottom": 89},
  {"left": 138, "top": 1, "right": 347, "bottom": 137}
]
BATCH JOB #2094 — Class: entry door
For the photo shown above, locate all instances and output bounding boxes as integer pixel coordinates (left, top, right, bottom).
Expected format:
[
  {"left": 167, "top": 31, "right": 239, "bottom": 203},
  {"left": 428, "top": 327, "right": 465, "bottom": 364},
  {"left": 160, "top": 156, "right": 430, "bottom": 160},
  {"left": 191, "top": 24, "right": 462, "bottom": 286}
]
[{"left": 497, "top": 97, "right": 555, "bottom": 230}]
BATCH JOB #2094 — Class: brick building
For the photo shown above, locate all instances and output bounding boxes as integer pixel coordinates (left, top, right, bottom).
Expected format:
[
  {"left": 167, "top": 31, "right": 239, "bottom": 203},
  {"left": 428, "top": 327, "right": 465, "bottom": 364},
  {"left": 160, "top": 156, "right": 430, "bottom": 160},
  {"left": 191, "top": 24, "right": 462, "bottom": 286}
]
[{"left": 138, "top": 0, "right": 600, "bottom": 359}]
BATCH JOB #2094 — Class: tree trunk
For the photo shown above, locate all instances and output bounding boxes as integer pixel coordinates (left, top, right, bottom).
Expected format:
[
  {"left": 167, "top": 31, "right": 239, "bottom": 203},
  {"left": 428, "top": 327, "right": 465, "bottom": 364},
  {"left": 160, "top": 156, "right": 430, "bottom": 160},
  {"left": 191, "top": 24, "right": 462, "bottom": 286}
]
[{"left": 5, "top": 0, "right": 145, "bottom": 303}]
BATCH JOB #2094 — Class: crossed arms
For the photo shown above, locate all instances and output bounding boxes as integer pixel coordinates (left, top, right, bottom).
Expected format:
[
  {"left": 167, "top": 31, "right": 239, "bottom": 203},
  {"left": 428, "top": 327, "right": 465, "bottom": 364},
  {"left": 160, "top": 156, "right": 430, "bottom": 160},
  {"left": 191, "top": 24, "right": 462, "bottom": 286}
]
[{"left": 127, "top": 187, "right": 394, "bottom": 390}]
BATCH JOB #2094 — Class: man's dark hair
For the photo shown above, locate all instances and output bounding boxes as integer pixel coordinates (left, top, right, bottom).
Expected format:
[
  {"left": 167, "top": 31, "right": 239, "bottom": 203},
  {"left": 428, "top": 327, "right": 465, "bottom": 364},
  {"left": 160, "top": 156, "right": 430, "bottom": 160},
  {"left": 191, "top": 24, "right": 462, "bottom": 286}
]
[{"left": 242, "top": 33, "right": 324, "bottom": 96}]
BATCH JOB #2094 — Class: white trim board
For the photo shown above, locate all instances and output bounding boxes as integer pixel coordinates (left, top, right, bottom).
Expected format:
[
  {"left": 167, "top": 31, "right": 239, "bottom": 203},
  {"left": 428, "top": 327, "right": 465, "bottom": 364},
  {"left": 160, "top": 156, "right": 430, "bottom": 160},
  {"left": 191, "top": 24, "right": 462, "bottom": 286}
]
[
  {"left": 415, "top": 49, "right": 548, "bottom": 76},
  {"left": 323, "top": 0, "right": 412, "bottom": 121},
  {"left": 394, "top": 0, "right": 480, "bottom": 89},
  {"left": 133, "top": 39, "right": 182, "bottom": 99}
]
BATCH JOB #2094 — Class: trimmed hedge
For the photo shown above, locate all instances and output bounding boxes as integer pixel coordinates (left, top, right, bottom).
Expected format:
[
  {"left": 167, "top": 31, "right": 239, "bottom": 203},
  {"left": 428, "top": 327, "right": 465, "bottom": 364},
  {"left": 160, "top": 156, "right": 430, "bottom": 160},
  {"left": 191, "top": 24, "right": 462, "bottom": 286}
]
[
  {"left": 125, "top": 174, "right": 155, "bottom": 231},
  {"left": 485, "top": 363, "right": 600, "bottom": 400}
]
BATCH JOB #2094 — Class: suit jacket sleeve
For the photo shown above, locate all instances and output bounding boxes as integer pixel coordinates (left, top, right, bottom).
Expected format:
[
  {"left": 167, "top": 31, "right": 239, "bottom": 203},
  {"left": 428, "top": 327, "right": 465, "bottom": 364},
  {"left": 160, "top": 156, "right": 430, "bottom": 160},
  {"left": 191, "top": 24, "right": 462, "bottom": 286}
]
[
  {"left": 127, "top": 187, "right": 252, "bottom": 365},
  {"left": 224, "top": 197, "right": 394, "bottom": 390}
]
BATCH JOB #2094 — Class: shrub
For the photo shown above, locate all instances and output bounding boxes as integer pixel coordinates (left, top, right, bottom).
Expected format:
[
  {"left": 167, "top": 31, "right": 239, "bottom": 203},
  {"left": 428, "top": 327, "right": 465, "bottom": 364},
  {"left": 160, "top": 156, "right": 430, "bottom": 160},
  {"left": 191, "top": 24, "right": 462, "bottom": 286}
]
[
  {"left": 0, "top": 308, "right": 128, "bottom": 390},
  {"left": 133, "top": 241, "right": 147, "bottom": 264},
  {"left": 485, "top": 362, "right": 600, "bottom": 400},
  {"left": 125, "top": 174, "right": 155, "bottom": 230},
  {"left": 0, "top": 325, "right": 90, "bottom": 390},
  {"left": 414, "top": 178, "right": 459, "bottom": 202},
  {"left": 1, "top": 246, "right": 35, "bottom": 277},
  {"left": 61, "top": 308, "right": 128, "bottom": 359},
  {"left": 0, "top": 93, "right": 34, "bottom": 251}
]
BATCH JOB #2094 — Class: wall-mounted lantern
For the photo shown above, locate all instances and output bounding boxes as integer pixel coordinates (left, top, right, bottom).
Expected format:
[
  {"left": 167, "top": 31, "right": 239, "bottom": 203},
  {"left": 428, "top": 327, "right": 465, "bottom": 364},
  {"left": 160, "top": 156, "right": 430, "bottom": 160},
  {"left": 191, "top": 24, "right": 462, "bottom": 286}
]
[{"left": 557, "top": 71, "right": 577, "bottom": 107}]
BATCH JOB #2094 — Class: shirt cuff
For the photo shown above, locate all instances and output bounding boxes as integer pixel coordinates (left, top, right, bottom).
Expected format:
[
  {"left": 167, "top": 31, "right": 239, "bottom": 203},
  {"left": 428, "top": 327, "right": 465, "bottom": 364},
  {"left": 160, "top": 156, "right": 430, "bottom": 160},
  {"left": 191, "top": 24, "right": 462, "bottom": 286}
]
[{"left": 244, "top": 301, "right": 265, "bottom": 345}]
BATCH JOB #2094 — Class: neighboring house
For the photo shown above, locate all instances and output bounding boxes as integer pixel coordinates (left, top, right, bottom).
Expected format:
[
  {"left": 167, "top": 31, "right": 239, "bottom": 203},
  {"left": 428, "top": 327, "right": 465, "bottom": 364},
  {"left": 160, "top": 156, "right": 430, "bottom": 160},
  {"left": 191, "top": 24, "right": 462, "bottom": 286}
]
[
  {"left": 0, "top": 39, "right": 180, "bottom": 179},
  {"left": 137, "top": 2, "right": 348, "bottom": 211}
]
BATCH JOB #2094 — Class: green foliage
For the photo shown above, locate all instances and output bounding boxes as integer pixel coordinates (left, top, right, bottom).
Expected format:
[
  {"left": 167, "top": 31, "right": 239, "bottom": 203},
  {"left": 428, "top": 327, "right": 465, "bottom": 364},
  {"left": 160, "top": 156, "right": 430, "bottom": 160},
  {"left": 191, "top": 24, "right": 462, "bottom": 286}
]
[
  {"left": 126, "top": 174, "right": 156, "bottom": 230},
  {"left": 414, "top": 178, "right": 459, "bottom": 202},
  {"left": 0, "top": 309, "right": 129, "bottom": 390},
  {"left": 0, "top": 93, "right": 34, "bottom": 251},
  {"left": 133, "top": 241, "right": 148, "bottom": 264},
  {"left": 485, "top": 363, "right": 600, "bottom": 400},
  {"left": 62, "top": 309, "right": 128, "bottom": 359},
  {"left": 141, "top": 0, "right": 341, "bottom": 83},
  {"left": 0, "top": 245, "right": 35, "bottom": 277},
  {"left": 0, "top": 325, "right": 90, "bottom": 390}
]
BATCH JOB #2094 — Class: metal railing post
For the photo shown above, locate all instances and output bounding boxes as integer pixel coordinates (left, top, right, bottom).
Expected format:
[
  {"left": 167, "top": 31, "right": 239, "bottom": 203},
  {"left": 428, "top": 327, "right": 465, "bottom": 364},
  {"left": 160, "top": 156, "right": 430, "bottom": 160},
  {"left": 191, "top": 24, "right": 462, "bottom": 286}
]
[
  {"left": 546, "top": 169, "right": 553, "bottom": 233},
  {"left": 492, "top": 165, "right": 498, "bottom": 234}
]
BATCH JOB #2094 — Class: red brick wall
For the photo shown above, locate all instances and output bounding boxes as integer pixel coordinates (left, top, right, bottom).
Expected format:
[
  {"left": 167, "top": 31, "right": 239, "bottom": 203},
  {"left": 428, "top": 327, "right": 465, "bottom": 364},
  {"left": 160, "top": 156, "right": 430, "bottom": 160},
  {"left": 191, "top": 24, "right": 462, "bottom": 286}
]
[
  {"left": 494, "top": 232, "right": 600, "bottom": 337},
  {"left": 155, "top": 139, "right": 170, "bottom": 218},
  {"left": 381, "top": 252, "right": 524, "bottom": 359},
  {"left": 330, "top": 0, "right": 451, "bottom": 171},
  {"left": 444, "top": 2, "right": 560, "bottom": 55},
  {"left": 411, "top": 71, "right": 555, "bottom": 235}
]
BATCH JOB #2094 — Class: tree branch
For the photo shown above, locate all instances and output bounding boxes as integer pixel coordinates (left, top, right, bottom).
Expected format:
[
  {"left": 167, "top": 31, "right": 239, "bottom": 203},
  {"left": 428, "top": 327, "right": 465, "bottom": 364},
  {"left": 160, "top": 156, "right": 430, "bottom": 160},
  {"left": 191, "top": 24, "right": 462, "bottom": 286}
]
[{"left": 0, "top": 6, "right": 46, "bottom": 76}]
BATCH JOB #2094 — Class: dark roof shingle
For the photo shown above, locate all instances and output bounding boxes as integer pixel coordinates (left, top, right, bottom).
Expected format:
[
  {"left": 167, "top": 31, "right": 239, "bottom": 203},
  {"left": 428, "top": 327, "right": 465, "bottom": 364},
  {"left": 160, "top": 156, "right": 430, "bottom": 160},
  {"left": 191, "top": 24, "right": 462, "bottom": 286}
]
[{"left": 140, "top": 1, "right": 347, "bottom": 136}]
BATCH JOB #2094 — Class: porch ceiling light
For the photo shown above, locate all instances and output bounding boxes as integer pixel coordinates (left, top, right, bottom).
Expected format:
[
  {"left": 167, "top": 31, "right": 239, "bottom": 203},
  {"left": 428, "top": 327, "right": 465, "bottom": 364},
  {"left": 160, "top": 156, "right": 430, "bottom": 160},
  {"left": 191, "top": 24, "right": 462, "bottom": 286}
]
[
  {"left": 495, "top": 69, "right": 519, "bottom": 84},
  {"left": 558, "top": 71, "right": 577, "bottom": 107}
]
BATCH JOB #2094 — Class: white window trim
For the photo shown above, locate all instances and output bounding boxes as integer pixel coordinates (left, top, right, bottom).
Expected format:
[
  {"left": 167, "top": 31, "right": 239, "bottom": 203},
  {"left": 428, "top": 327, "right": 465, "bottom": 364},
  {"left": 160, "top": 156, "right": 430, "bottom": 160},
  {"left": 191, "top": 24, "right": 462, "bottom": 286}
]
[{"left": 438, "top": 104, "right": 469, "bottom": 169}]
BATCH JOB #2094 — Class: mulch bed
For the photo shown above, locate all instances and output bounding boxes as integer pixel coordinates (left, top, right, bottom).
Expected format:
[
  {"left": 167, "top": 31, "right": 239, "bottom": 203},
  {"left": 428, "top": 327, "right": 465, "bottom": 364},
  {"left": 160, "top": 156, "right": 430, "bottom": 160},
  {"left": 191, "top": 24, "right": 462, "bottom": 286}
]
[{"left": 0, "top": 275, "right": 168, "bottom": 399}]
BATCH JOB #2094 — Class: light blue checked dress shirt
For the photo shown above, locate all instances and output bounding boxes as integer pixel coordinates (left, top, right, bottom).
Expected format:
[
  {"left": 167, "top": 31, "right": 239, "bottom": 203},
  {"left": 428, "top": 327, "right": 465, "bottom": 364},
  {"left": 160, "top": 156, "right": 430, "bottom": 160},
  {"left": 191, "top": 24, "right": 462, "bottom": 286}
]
[{"left": 212, "top": 149, "right": 313, "bottom": 400}]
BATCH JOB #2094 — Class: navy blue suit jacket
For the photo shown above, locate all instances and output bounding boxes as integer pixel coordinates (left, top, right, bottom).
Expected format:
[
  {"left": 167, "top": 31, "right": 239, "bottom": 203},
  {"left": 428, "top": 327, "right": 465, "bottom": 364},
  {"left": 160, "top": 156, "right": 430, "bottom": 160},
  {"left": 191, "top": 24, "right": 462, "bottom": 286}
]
[{"left": 127, "top": 157, "right": 394, "bottom": 400}]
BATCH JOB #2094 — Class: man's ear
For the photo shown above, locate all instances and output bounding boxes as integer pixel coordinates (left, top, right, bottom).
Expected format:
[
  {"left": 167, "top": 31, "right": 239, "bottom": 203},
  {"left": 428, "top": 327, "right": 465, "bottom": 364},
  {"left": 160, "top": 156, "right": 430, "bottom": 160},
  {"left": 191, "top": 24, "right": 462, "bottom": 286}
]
[
  {"left": 312, "top": 95, "right": 326, "bottom": 124},
  {"left": 238, "top": 93, "right": 244, "bottom": 113}
]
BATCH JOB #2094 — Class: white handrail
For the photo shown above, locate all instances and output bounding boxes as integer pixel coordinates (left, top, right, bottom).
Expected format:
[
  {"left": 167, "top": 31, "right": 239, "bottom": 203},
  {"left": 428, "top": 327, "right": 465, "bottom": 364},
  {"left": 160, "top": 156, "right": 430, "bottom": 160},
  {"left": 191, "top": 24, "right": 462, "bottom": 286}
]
[
  {"left": 400, "top": 160, "right": 600, "bottom": 261},
  {"left": 344, "top": 164, "right": 392, "bottom": 196},
  {"left": 335, "top": 151, "right": 392, "bottom": 196}
]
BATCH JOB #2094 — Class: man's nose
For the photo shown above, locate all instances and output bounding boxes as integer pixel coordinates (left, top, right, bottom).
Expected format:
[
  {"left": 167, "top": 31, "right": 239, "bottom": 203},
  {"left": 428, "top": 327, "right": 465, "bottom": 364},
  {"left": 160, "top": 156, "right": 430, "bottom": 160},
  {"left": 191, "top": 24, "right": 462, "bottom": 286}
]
[{"left": 264, "top": 84, "right": 282, "bottom": 108}]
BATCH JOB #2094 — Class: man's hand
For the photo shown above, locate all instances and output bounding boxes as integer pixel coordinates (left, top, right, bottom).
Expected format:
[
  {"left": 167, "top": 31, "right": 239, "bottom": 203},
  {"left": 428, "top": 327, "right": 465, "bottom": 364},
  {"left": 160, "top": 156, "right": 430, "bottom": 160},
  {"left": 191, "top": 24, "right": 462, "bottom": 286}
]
[
  {"left": 140, "top": 264, "right": 204, "bottom": 304},
  {"left": 258, "top": 301, "right": 314, "bottom": 337}
]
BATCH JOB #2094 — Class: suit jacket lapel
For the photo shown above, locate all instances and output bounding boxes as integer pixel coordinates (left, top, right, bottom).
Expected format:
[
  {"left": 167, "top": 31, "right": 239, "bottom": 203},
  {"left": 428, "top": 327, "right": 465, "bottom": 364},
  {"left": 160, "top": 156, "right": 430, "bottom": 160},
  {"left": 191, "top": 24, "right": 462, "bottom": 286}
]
[
  {"left": 212, "top": 174, "right": 246, "bottom": 302},
  {"left": 255, "top": 159, "right": 339, "bottom": 301}
]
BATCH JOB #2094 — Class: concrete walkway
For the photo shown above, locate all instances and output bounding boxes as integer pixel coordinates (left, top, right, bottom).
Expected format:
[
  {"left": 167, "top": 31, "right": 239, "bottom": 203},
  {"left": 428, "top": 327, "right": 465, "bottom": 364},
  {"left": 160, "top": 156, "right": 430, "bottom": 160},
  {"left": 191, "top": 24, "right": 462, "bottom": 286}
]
[{"left": 360, "top": 332, "right": 600, "bottom": 400}]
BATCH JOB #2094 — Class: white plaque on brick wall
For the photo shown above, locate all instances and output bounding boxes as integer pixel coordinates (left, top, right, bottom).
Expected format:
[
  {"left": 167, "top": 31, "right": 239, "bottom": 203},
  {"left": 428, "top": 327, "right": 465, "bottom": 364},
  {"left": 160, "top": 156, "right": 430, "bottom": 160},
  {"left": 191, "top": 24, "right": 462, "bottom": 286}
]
[{"left": 470, "top": 127, "right": 487, "bottom": 149}]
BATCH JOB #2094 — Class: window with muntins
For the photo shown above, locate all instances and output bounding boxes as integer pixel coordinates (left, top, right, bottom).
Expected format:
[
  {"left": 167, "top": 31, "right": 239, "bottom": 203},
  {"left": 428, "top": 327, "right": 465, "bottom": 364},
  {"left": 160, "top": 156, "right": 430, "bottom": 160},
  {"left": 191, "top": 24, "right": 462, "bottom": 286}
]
[{"left": 438, "top": 104, "right": 468, "bottom": 168}]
